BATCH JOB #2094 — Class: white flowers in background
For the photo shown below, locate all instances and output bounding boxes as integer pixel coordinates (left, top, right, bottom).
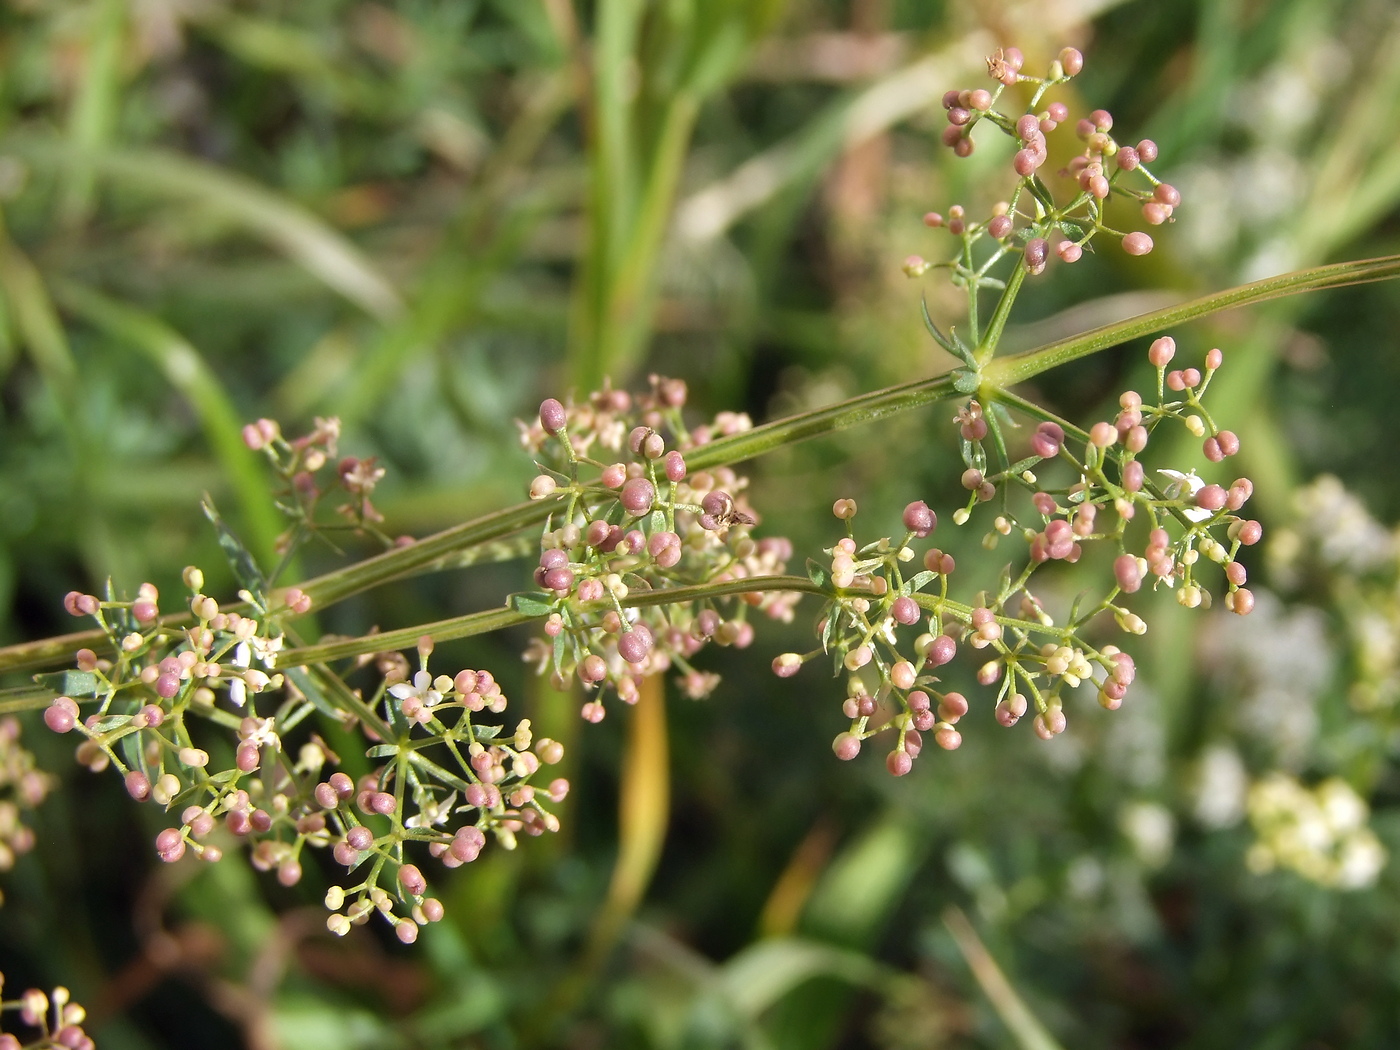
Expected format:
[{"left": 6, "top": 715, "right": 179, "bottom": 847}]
[
  {"left": 1120, "top": 801, "right": 1175, "bottom": 869},
  {"left": 1192, "top": 744, "right": 1248, "bottom": 829},
  {"left": 1246, "top": 773, "right": 1386, "bottom": 890}
]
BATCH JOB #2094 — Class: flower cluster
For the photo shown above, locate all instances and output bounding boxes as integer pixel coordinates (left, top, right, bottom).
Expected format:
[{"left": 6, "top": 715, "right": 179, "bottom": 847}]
[
  {"left": 242, "top": 415, "right": 395, "bottom": 554},
  {"left": 518, "top": 375, "right": 799, "bottom": 719},
  {"left": 0, "top": 980, "right": 94, "bottom": 1050},
  {"left": 0, "top": 718, "right": 52, "bottom": 906},
  {"left": 775, "top": 336, "right": 1260, "bottom": 774},
  {"left": 908, "top": 45, "right": 1179, "bottom": 286},
  {"left": 44, "top": 563, "right": 564, "bottom": 942},
  {"left": 1246, "top": 773, "right": 1386, "bottom": 889}
]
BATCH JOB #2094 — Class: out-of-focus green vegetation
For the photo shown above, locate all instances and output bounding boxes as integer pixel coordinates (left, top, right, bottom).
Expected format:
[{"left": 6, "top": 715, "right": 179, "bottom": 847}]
[{"left": 3, "top": 0, "right": 1400, "bottom": 1047}]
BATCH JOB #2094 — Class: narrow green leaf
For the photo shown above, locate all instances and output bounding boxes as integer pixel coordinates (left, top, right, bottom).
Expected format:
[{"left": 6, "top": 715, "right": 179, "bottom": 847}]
[
  {"left": 805, "top": 558, "right": 829, "bottom": 590},
  {"left": 366, "top": 744, "right": 400, "bottom": 759},
  {"left": 202, "top": 497, "right": 267, "bottom": 601},
  {"left": 905, "top": 571, "right": 936, "bottom": 593},
  {"left": 510, "top": 592, "right": 556, "bottom": 617},
  {"left": 32, "top": 670, "right": 98, "bottom": 697}
]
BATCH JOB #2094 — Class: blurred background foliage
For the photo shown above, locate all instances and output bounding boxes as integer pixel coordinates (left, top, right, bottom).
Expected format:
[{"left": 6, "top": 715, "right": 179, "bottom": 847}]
[{"left": 3, "top": 0, "right": 1400, "bottom": 1047}]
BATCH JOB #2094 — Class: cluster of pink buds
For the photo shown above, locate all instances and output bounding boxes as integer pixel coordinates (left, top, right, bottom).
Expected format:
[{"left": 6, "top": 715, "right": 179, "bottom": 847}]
[
  {"left": 44, "top": 554, "right": 563, "bottom": 941},
  {"left": 0, "top": 718, "right": 52, "bottom": 903},
  {"left": 908, "top": 44, "right": 1179, "bottom": 286},
  {"left": 519, "top": 375, "right": 799, "bottom": 718},
  {"left": 242, "top": 414, "right": 396, "bottom": 549},
  {"left": 774, "top": 334, "right": 1258, "bottom": 774},
  {"left": 0, "top": 980, "right": 94, "bottom": 1050}
]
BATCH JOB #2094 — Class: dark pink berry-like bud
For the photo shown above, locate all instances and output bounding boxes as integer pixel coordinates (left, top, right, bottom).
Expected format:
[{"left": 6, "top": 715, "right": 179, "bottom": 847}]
[
  {"left": 1136, "top": 139, "right": 1159, "bottom": 162},
  {"left": 988, "top": 214, "right": 1013, "bottom": 239},
  {"left": 601, "top": 463, "right": 627, "bottom": 489},
  {"left": 539, "top": 548, "right": 568, "bottom": 570},
  {"left": 1057, "top": 241, "right": 1082, "bottom": 263},
  {"left": 648, "top": 531, "right": 682, "bottom": 568},
  {"left": 1154, "top": 183, "right": 1181, "bottom": 207},
  {"left": 1030, "top": 421, "right": 1064, "bottom": 459},
  {"left": 45, "top": 697, "right": 79, "bottom": 733},
  {"left": 908, "top": 690, "right": 931, "bottom": 712},
  {"left": 1123, "top": 459, "right": 1145, "bottom": 492},
  {"left": 620, "top": 477, "right": 655, "bottom": 515},
  {"left": 1122, "top": 232, "right": 1154, "bottom": 256},
  {"left": 539, "top": 398, "right": 567, "bottom": 434},
  {"left": 1016, "top": 114, "right": 1039, "bottom": 140},
  {"left": 923, "top": 211, "right": 944, "bottom": 227},
  {"left": 886, "top": 750, "right": 913, "bottom": 777},
  {"left": 833, "top": 733, "right": 861, "bottom": 761},
  {"left": 126, "top": 770, "right": 152, "bottom": 801},
  {"left": 578, "top": 654, "right": 607, "bottom": 684},
  {"left": 1228, "top": 478, "right": 1254, "bottom": 508},
  {"left": 902, "top": 500, "right": 937, "bottom": 537},
  {"left": 1216, "top": 430, "right": 1240, "bottom": 457},
  {"left": 947, "top": 106, "right": 971, "bottom": 126},
  {"left": 314, "top": 782, "right": 338, "bottom": 809},
  {"left": 1142, "top": 202, "right": 1171, "bottom": 225},
  {"left": 1233, "top": 520, "right": 1263, "bottom": 546},
  {"left": 891, "top": 596, "right": 921, "bottom": 625},
  {"left": 939, "top": 692, "right": 969, "bottom": 721},
  {"left": 1114, "top": 553, "right": 1144, "bottom": 593},
  {"left": 925, "top": 634, "right": 957, "bottom": 667},
  {"left": 1024, "top": 237, "right": 1049, "bottom": 274},
  {"left": 1230, "top": 587, "right": 1255, "bottom": 615},
  {"left": 1196, "top": 484, "right": 1227, "bottom": 512},
  {"left": 346, "top": 825, "right": 374, "bottom": 851},
  {"left": 399, "top": 863, "right": 427, "bottom": 896},
  {"left": 370, "top": 791, "right": 396, "bottom": 815},
  {"left": 1116, "top": 147, "right": 1140, "bottom": 170},
  {"left": 236, "top": 742, "right": 260, "bottom": 773},
  {"left": 1203, "top": 437, "right": 1223, "bottom": 462},
  {"left": 1226, "top": 561, "right": 1247, "bottom": 586},
  {"left": 329, "top": 771, "right": 354, "bottom": 799},
  {"left": 664, "top": 450, "right": 686, "bottom": 482},
  {"left": 1148, "top": 336, "right": 1176, "bottom": 367},
  {"left": 942, "top": 90, "right": 961, "bottom": 109},
  {"left": 156, "top": 828, "right": 186, "bottom": 863},
  {"left": 1058, "top": 46, "right": 1083, "bottom": 75},
  {"left": 1047, "top": 101, "right": 1069, "bottom": 122},
  {"left": 156, "top": 672, "right": 181, "bottom": 699},
  {"left": 543, "top": 567, "right": 575, "bottom": 592},
  {"left": 133, "top": 600, "right": 158, "bottom": 623},
  {"left": 1013, "top": 149, "right": 1038, "bottom": 177},
  {"left": 935, "top": 727, "right": 962, "bottom": 751},
  {"left": 618, "top": 625, "right": 654, "bottom": 665}
]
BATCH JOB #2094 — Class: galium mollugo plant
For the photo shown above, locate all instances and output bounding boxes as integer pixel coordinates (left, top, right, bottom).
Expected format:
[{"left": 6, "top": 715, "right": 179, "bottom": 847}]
[{"left": 4, "top": 42, "right": 1400, "bottom": 964}]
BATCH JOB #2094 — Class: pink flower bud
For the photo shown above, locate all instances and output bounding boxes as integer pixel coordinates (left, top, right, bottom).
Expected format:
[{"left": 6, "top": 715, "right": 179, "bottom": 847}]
[
  {"left": 539, "top": 398, "right": 567, "bottom": 434},
  {"left": 619, "top": 477, "right": 655, "bottom": 515},
  {"left": 1122, "top": 232, "right": 1154, "bottom": 256}
]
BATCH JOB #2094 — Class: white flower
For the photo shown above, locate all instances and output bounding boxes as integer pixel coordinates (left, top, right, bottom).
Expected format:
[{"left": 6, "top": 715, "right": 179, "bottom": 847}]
[
  {"left": 251, "top": 634, "right": 284, "bottom": 668},
  {"left": 406, "top": 791, "right": 457, "bottom": 829},
  {"left": 241, "top": 716, "right": 280, "bottom": 750},
  {"left": 1158, "top": 469, "right": 1212, "bottom": 522},
  {"left": 389, "top": 670, "right": 443, "bottom": 708}
]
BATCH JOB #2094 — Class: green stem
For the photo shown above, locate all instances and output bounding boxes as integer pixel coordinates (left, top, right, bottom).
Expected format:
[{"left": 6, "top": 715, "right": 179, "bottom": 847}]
[
  {"left": 975, "top": 262, "right": 1026, "bottom": 367},
  {"left": 3, "top": 255, "right": 1398, "bottom": 676}
]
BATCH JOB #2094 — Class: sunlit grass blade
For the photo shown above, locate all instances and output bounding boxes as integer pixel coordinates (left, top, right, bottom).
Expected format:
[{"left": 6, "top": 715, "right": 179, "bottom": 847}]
[
  {"left": 7, "top": 137, "right": 403, "bottom": 321},
  {"left": 944, "top": 906, "right": 1067, "bottom": 1050}
]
